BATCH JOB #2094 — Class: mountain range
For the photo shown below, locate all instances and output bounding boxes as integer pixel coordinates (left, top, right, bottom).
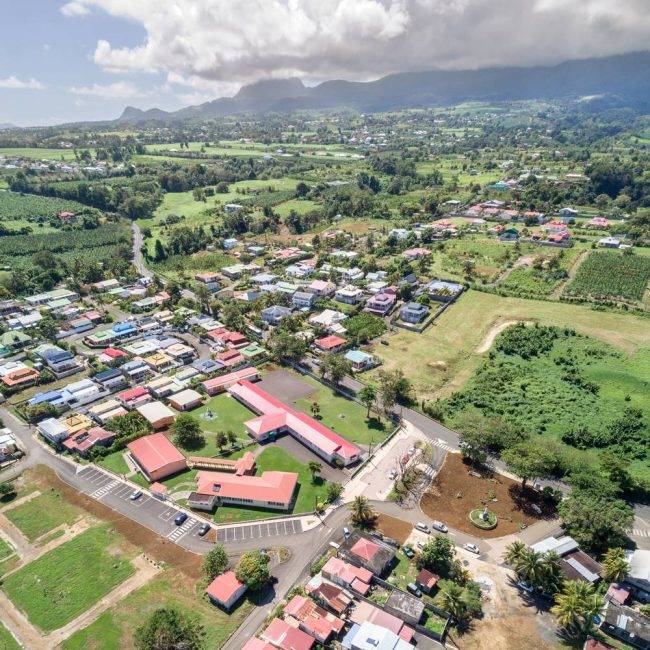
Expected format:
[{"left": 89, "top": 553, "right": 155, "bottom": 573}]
[{"left": 119, "top": 51, "right": 650, "bottom": 122}]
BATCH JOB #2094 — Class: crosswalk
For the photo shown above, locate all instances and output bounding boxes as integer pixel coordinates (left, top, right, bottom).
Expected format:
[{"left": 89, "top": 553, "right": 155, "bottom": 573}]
[
  {"left": 631, "top": 528, "right": 649, "bottom": 538},
  {"left": 90, "top": 479, "right": 119, "bottom": 499},
  {"left": 167, "top": 518, "right": 196, "bottom": 542},
  {"left": 430, "top": 438, "right": 456, "bottom": 453}
]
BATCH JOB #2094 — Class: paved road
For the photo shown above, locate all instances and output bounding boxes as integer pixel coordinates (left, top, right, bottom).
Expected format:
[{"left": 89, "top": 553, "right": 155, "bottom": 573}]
[{"left": 131, "top": 223, "right": 152, "bottom": 279}]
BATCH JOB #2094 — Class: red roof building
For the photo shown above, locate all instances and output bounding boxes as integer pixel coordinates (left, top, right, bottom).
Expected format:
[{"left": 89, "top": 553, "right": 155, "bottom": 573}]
[
  {"left": 117, "top": 386, "right": 151, "bottom": 410},
  {"left": 205, "top": 570, "right": 247, "bottom": 610},
  {"left": 127, "top": 432, "right": 187, "bottom": 482},
  {"left": 202, "top": 367, "right": 260, "bottom": 396},
  {"left": 321, "top": 557, "right": 372, "bottom": 595},
  {"left": 2, "top": 367, "right": 39, "bottom": 387},
  {"left": 61, "top": 426, "right": 114, "bottom": 456},
  {"left": 313, "top": 335, "right": 346, "bottom": 353},
  {"left": 283, "top": 595, "right": 344, "bottom": 643},
  {"left": 415, "top": 568, "right": 439, "bottom": 593},
  {"left": 228, "top": 380, "right": 360, "bottom": 466},
  {"left": 350, "top": 537, "right": 381, "bottom": 563},
  {"left": 216, "top": 349, "right": 245, "bottom": 368},
  {"left": 261, "top": 618, "right": 314, "bottom": 650},
  {"left": 242, "top": 640, "right": 275, "bottom": 650}
]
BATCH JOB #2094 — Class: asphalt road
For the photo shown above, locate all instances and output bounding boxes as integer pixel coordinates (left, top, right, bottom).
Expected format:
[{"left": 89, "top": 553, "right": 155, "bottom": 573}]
[{"left": 131, "top": 223, "right": 152, "bottom": 279}]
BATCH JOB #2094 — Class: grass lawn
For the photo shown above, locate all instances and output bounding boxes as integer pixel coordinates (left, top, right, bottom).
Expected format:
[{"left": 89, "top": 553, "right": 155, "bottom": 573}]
[
  {"left": 98, "top": 450, "right": 130, "bottom": 475},
  {"left": 4, "top": 490, "right": 83, "bottom": 542},
  {"left": 1, "top": 525, "right": 135, "bottom": 632},
  {"left": 62, "top": 568, "right": 253, "bottom": 650},
  {"left": 369, "top": 289, "right": 650, "bottom": 402},
  {"left": 212, "top": 446, "right": 330, "bottom": 524},
  {"left": 0, "top": 537, "right": 15, "bottom": 562},
  {"left": 0, "top": 622, "right": 20, "bottom": 650},
  {"left": 293, "top": 375, "right": 390, "bottom": 445}
]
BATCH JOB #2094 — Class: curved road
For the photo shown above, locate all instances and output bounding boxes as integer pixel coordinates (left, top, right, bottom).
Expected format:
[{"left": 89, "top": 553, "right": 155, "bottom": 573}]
[{"left": 131, "top": 223, "right": 152, "bottom": 279}]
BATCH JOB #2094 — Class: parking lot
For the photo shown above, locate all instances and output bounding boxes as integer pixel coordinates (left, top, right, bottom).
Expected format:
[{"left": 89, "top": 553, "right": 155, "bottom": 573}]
[{"left": 216, "top": 518, "right": 303, "bottom": 543}]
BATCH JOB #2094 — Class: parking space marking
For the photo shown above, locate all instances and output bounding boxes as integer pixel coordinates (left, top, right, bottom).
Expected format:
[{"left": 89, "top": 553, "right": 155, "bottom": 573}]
[
  {"left": 167, "top": 518, "right": 197, "bottom": 542},
  {"left": 90, "top": 479, "right": 119, "bottom": 499},
  {"left": 159, "top": 508, "right": 177, "bottom": 522}
]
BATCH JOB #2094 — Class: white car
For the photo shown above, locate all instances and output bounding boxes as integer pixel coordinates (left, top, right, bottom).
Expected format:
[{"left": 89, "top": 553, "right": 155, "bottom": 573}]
[
  {"left": 431, "top": 521, "right": 448, "bottom": 533},
  {"left": 388, "top": 470, "right": 398, "bottom": 480},
  {"left": 464, "top": 543, "right": 480, "bottom": 554},
  {"left": 415, "top": 522, "right": 429, "bottom": 533}
]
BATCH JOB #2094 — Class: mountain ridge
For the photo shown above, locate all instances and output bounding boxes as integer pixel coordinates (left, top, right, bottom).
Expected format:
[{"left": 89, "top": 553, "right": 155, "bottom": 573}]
[{"left": 118, "top": 51, "right": 650, "bottom": 122}]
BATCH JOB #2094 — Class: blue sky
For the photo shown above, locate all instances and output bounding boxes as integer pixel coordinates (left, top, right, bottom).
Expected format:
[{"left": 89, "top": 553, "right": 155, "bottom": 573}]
[{"left": 1, "top": 1, "right": 647, "bottom": 127}]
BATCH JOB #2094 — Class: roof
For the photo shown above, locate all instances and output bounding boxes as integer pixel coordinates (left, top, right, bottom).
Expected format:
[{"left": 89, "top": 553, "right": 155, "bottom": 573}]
[
  {"left": 415, "top": 568, "right": 438, "bottom": 589},
  {"left": 196, "top": 470, "right": 297, "bottom": 504},
  {"left": 322, "top": 556, "right": 372, "bottom": 589},
  {"left": 315, "top": 335, "right": 346, "bottom": 350},
  {"left": 261, "top": 618, "right": 314, "bottom": 650},
  {"left": 531, "top": 535, "right": 578, "bottom": 556},
  {"left": 229, "top": 380, "right": 360, "bottom": 461},
  {"left": 202, "top": 367, "right": 259, "bottom": 392},
  {"left": 169, "top": 389, "right": 202, "bottom": 407},
  {"left": 136, "top": 401, "right": 176, "bottom": 424},
  {"left": 205, "top": 570, "right": 245, "bottom": 604},
  {"left": 351, "top": 537, "right": 381, "bottom": 562},
  {"left": 118, "top": 386, "right": 149, "bottom": 402},
  {"left": 242, "top": 640, "right": 275, "bottom": 650},
  {"left": 342, "top": 621, "right": 413, "bottom": 650},
  {"left": 345, "top": 349, "right": 373, "bottom": 364},
  {"left": 127, "top": 432, "right": 186, "bottom": 474}
]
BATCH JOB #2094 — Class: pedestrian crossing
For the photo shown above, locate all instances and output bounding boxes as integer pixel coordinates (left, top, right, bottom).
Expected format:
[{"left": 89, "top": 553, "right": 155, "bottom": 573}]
[
  {"left": 90, "top": 479, "right": 119, "bottom": 499},
  {"left": 631, "top": 528, "right": 649, "bottom": 538},
  {"left": 167, "top": 518, "right": 196, "bottom": 542},
  {"left": 430, "top": 438, "right": 456, "bottom": 453}
]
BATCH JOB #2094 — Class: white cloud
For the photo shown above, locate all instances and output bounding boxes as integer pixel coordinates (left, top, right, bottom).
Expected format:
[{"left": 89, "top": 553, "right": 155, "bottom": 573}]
[
  {"left": 62, "top": 0, "right": 650, "bottom": 93},
  {"left": 68, "top": 81, "right": 149, "bottom": 99},
  {"left": 0, "top": 76, "right": 45, "bottom": 90}
]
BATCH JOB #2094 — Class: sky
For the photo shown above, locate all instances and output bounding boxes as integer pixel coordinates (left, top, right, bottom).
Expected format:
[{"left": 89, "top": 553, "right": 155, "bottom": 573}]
[{"left": 1, "top": 0, "right": 649, "bottom": 127}]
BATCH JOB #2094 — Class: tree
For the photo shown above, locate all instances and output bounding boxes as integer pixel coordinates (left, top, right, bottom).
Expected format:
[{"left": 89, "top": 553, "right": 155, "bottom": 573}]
[
  {"left": 558, "top": 489, "right": 633, "bottom": 554},
  {"left": 172, "top": 413, "right": 205, "bottom": 449},
  {"left": 359, "top": 384, "right": 377, "bottom": 418},
  {"left": 320, "top": 354, "right": 351, "bottom": 385},
  {"left": 202, "top": 545, "right": 229, "bottom": 580},
  {"left": 501, "top": 439, "right": 557, "bottom": 489},
  {"left": 438, "top": 581, "right": 467, "bottom": 622},
  {"left": 513, "top": 549, "right": 545, "bottom": 588},
  {"left": 551, "top": 581, "right": 603, "bottom": 638},
  {"left": 134, "top": 607, "right": 205, "bottom": 650},
  {"left": 226, "top": 430, "right": 237, "bottom": 447},
  {"left": 377, "top": 369, "right": 412, "bottom": 413},
  {"left": 417, "top": 535, "right": 455, "bottom": 576},
  {"left": 267, "top": 331, "right": 306, "bottom": 363},
  {"left": 601, "top": 547, "right": 629, "bottom": 583},
  {"left": 0, "top": 482, "right": 16, "bottom": 500},
  {"left": 325, "top": 482, "right": 343, "bottom": 503},
  {"left": 307, "top": 461, "right": 322, "bottom": 483},
  {"left": 235, "top": 550, "right": 271, "bottom": 592},
  {"left": 349, "top": 495, "right": 375, "bottom": 528},
  {"left": 154, "top": 239, "right": 167, "bottom": 262},
  {"left": 503, "top": 540, "right": 527, "bottom": 567},
  {"left": 215, "top": 431, "right": 227, "bottom": 451}
]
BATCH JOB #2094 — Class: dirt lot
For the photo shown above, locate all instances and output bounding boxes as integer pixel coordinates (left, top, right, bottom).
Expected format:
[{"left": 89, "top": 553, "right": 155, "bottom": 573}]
[
  {"left": 258, "top": 368, "right": 316, "bottom": 401},
  {"left": 420, "top": 454, "right": 550, "bottom": 538},
  {"left": 36, "top": 466, "right": 203, "bottom": 580},
  {"left": 375, "top": 514, "right": 413, "bottom": 545}
]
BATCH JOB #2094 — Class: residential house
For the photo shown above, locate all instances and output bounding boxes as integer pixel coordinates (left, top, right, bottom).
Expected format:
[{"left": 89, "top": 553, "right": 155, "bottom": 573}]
[
  {"left": 400, "top": 302, "right": 429, "bottom": 324},
  {"left": 598, "top": 237, "right": 621, "bottom": 249},
  {"left": 306, "top": 578, "right": 353, "bottom": 616},
  {"left": 365, "top": 292, "right": 397, "bottom": 316},
  {"left": 87, "top": 400, "right": 128, "bottom": 425},
  {"left": 426, "top": 280, "right": 464, "bottom": 302},
  {"left": 168, "top": 389, "right": 203, "bottom": 412},
  {"left": 335, "top": 286, "right": 364, "bottom": 305},
  {"left": 338, "top": 532, "right": 395, "bottom": 577},
  {"left": 321, "top": 556, "right": 372, "bottom": 595},
  {"left": 344, "top": 350, "right": 375, "bottom": 372},
  {"left": 284, "top": 594, "right": 344, "bottom": 644},
  {"left": 403, "top": 247, "right": 430, "bottom": 260},
  {"left": 348, "top": 601, "right": 415, "bottom": 644},
  {"left": 601, "top": 601, "right": 649, "bottom": 650},
  {"left": 194, "top": 272, "right": 221, "bottom": 292},
  {"left": 93, "top": 367, "right": 127, "bottom": 391},
  {"left": 261, "top": 305, "right": 292, "bottom": 326},
  {"left": 309, "top": 309, "right": 347, "bottom": 333},
  {"left": 307, "top": 280, "right": 335, "bottom": 297},
  {"left": 38, "top": 418, "right": 69, "bottom": 444},
  {"left": 136, "top": 401, "right": 176, "bottom": 430},
  {"left": 292, "top": 291, "right": 317, "bottom": 310},
  {"left": 531, "top": 536, "right": 602, "bottom": 584},
  {"left": 384, "top": 590, "right": 425, "bottom": 627},
  {"left": 120, "top": 358, "right": 151, "bottom": 381},
  {"left": 415, "top": 568, "right": 439, "bottom": 594},
  {"left": 205, "top": 571, "right": 247, "bottom": 610},
  {"left": 117, "top": 386, "right": 152, "bottom": 410},
  {"left": 342, "top": 621, "right": 413, "bottom": 650},
  {"left": 260, "top": 618, "right": 314, "bottom": 650},
  {"left": 314, "top": 335, "right": 346, "bottom": 354},
  {"left": 62, "top": 426, "right": 115, "bottom": 457}
]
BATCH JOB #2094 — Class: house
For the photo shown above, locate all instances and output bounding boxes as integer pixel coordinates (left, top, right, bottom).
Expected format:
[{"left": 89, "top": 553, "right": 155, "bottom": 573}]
[
  {"left": 261, "top": 305, "right": 292, "bottom": 326},
  {"left": 37, "top": 418, "right": 69, "bottom": 444},
  {"left": 306, "top": 578, "right": 354, "bottom": 615},
  {"left": 92, "top": 278, "right": 121, "bottom": 292},
  {"left": 202, "top": 367, "right": 260, "bottom": 396},
  {"left": 224, "top": 203, "right": 243, "bottom": 213},
  {"left": 498, "top": 228, "right": 520, "bottom": 242},
  {"left": 415, "top": 568, "right": 439, "bottom": 594},
  {"left": 314, "top": 335, "right": 346, "bottom": 353},
  {"left": 309, "top": 309, "right": 347, "bottom": 333},
  {"left": 146, "top": 376, "right": 184, "bottom": 399},
  {"left": 215, "top": 349, "right": 245, "bottom": 368},
  {"left": 559, "top": 207, "right": 579, "bottom": 221},
  {"left": 0, "top": 330, "right": 32, "bottom": 352},
  {"left": 136, "top": 401, "right": 176, "bottom": 430},
  {"left": 87, "top": 400, "right": 127, "bottom": 425},
  {"left": 284, "top": 594, "right": 344, "bottom": 644},
  {"left": 252, "top": 272, "right": 277, "bottom": 285},
  {"left": 364, "top": 292, "right": 397, "bottom": 316},
  {"left": 165, "top": 343, "right": 196, "bottom": 364},
  {"left": 40, "top": 346, "right": 81, "bottom": 376},
  {"left": 143, "top": 352, "right": 175, "bottom": 372},
  {"left": 389, "top": 228, "right": 410, "bottom": 240},
  {"left": 531, "top": 536, "right": 602, "bottom": 584},
  {"left": 599, "top": 237, "right": 621, "bottom": 249},
  {"left": 2, "top": 367, "right": 40, "bottom": 389},
  {"left": 342, "top": 267, "right": 364, "bottom": 283},
  {"left": 99, "top": 347, "right": 127, "bottom": 365},
  {"left": 292, "top": 291, "right": 317, "bottom": 310},
  {"left": 93, "top": 367, "right": 127, "bottom": 391},
  {"left": 403, "top": 247, "right": 430, "bottom": 260},
  {"left": 260, "top": 618, "right": 315, "bottom": 650},
  {"left": 117, "top": 386, "right": 152, "bottom": 410},
  {"left": 586, "top": 216, "right": 611, "bottom": 229},
  {"left": 192, "top": 358, "right": 221, "bottom": 375},
  {"left": 601, "top": 601, "right": 650, "bottom": 649},
  {"left": 242, "top": 640, "right": 275, "bottom": 650},
  {"left": 624, "top": 549, "right": 650, "bottom": 599},
  {"left": 205, "top": 571, "right": 247, "bottom": 610},
  {"left": 190, "top": 469, "right": 298, "bottom": 511},
  {"left": 307, "top": 280, "right": 336, "bottom": 297},
  {"left": 342, "top": 621, "right": 413, "bottom": 650},
  {"left": 344, "top": 350, "right": 375, "bottom": 372},
  {"left": 62, "top": 426, "right": 115, "bottom": 457},
  {"left": 348, "top": 601, "right": 415, "bottom": 643},
  {"left": 426, "top": 280, "right": 464, "bottom": 302},
  {"left": 168, "top": 389, "right": 203, "bottom": 412},
  {"left": 59, "top": 378, "right": 103, "bottom": 408},
  {"left": 229, "top": 380, "right": 361, "bottom": 466},
  {"left": 120, "top": 358, "right": 151, "bottom": 381},
  {"left": 0, "top": 429, "right": 19, "bottom": 462},
  {"left": 339, "top": 532, "right": 395, "bottom": 576},
  {"left": 400, "top": 302, "right": 429, "bottom": 324},
  {"left": 335, "top": 286, "right": 364, "bottom": 305},
  {"left": 321, "top": 556, "right": 372, "bottom": 595},
  {"left": 62, "top": 412, "right": 93, "bottom": 436},
  {"left": 26, "top": 287, "right": 78, "bottom": 307},
  {"left": 127, "top": 432, "right": 187, "bottom": 481},
  {"left": 222, "top": 237, "right": 238, "bottom": 249},
  {"left": 206, "top": 328, "right": 248, "bottom": 349},
  {"left": 384, "top": 590, "right": 425, "bottom": 627}
]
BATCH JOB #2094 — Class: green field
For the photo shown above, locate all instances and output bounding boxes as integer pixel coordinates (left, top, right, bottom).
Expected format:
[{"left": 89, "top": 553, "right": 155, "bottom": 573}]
[
  {"left": 293, "top": 374, "right": 390, "bottom": 445},
  {"left": 62, "top": 568, "right": 253, "bottom": 650},
  {"left": 0, "top": 537, "right": 16, "bottom": 562},
  {"left": 0, "top": 191, "right": 86, "bottom": 221},
  {"left": 0, "top": 147, "right": 82, "bottom": 161},
  {"left": 213, "top": 446, "right": 330, "bottom": 524},
  {"left": 1, "top": 525, "right": 135, "bottom": 632},
  {"left": 97, "top": 450, "right": 131, "bottom": 475},
  {"left": 369, "top": 289, "right": 650, "bottom": 402},
  {"left": 4, "top": 490, "right": 82, "bottom": 541},
  {"left": 0, "top": 622, "right": 20, "bottom": 650}
]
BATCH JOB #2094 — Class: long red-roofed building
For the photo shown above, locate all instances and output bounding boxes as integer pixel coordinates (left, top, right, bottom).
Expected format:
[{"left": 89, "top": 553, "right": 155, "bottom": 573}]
[
  {"left": 228, "top": 380, "right": 360, "bottom": 466},
  {"left": 127, "top": 432, "right": 187, "bottom": 482}
]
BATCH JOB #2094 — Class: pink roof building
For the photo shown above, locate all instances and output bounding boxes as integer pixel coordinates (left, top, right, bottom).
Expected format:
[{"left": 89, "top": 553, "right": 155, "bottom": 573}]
[
  {"left": 202, "top": 367, "right": 260, "bottom": 395},
  {"left": 403, "top": 247, "right": 431, "bottom": 259},
  {"left": 117, "top": 386, "right": 151, "bottom": 409},
  {"left": 205, "top": 570, "right": 247, "bottom": 610},
  {"left": 350, "top": 537, "right": 382, "bottom": 563},
  {"left": 321, "top": 557, "right": 372, "bottom": 595},
  {"left": 261, "top": 618, "right": 314, "bottom": 650},
  {"left": 314, "top": 335, "right": 346, "bottom": 352},
  {"left": 350, "top": 601, "right": 415, "bottom": 642},
  {"left": 127, "top": 432, "right": 187, "bottom": 482},
  {"left": 284, "top": 595, "right": 344, "bottom": 643},
  {"left": 228, "top": 380, "right": 360, "bottom": 466},
  {"left": 216, "top": 349, "right": 245, "bottom": 367},
  {"left": 61, "top": 426, "right": 114, "bottom": 456},
  {"left": 242, "top": 640, "right": 275, "bottom": 650}
]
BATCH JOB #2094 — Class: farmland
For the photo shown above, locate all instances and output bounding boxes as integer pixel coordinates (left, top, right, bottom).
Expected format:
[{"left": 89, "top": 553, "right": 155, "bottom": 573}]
[
  {"left": 0, "top": 147, "right": 82, "bottom": 161},
  {"left": 564, "top": 250, "right": 650, "bottom": 305},
  {"left": 0, "top": 191, "right": 86, "bottom": 220}
]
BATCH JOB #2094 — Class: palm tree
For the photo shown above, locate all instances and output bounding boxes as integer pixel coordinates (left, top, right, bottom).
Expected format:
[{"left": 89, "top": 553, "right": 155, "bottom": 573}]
[
  {"left": 602, "top": 547, "right": 629, "bottom": 583},
  {"left": 540, "top": 551, "right": 564, "bottom": 595},
  {"left": 359, "top": 385, "right": 377, "bottom": 419},
  {"left": 503, "top": 540, "right": 527, "bottom": 567},
  {"left": 514, "top": 549, "right": 546, "bottom": 589},
  {"left": 307, "top": 461, "right": 322, "bottom": 483},
  {"left": 551, "top": 581, "right": 603, "bottom": 637},
  {"left": 439, "top": 582, "right": 467, "bottom": 622},
  {"left": 349, "top": 495, "right": 375, "bottom": 528}
]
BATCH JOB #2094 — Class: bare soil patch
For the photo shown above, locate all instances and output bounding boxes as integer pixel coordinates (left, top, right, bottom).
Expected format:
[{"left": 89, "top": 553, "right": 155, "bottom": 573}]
[
  {"left": 420, "top": 454, "right": 551, "bottom": 538},
  {"left": 375, "top": 514, "right": 413, "bottom": 545},
  {"left": 36, "top": 466, "right": 203, "bottom": 580},
  {"left": 258, "top": 369, "right": 316, "bottom": 401},
  {"left": 475, "top": 319, "right": 533, "bottom": 354}
]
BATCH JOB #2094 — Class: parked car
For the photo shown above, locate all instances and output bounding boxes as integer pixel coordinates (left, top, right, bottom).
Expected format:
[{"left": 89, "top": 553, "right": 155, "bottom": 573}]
[
  {"left": 407, "top": 582, "right": 422, "bottom": 597},
  {"left": 388, "top": 469, "right": 398, "bottom": 480},
  {"left": 464, "top": 543, "right": 480, "bottom": 554},
  {"left": 129, "top": 490, "right": 143, "bottom": 501},
  {"left": 415, "top": 522, "right": 429, "bottom": 533},
  {"left": 403, "top": 545, "right": 415, "bottom": 559},
  {"left": 416, "top": 540, "right": 426, "bottom": 550},
  {"left": 431, "top": 521, "right": 448, "bottom": 533},
  {"left": 197, "top": 523, "right": 210, "bottom": 537},
  {"left": 343, "top": 526, "right": 351, "bottom": 538},
  {"left": 174, "top": 513, "right": 188, "bottom": 526}
]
